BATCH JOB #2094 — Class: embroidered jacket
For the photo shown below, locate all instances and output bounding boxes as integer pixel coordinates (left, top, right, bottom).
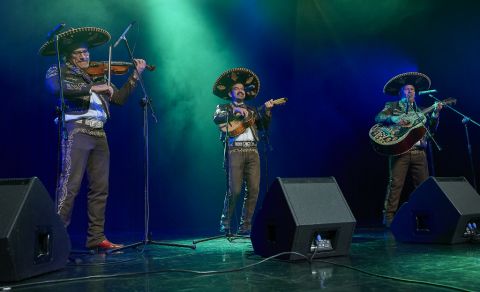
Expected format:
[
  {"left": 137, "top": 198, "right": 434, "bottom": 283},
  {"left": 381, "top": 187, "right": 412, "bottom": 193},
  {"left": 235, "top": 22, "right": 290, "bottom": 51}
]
[
  {"left": 45, "top": 62, "right": 138, "bottom": 118},
  {"left": 375, "top": 98, "right": 440, "bottom": 147},
  {"left": 213, "top": 103, "right": 271, "bottom": 142}
]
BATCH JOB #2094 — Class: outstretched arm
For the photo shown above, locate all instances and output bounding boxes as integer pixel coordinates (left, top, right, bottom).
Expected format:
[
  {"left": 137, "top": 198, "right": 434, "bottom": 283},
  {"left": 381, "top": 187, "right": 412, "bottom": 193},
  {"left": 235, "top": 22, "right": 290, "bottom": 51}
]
[{"left": 110, "top": 59, "right": 147, "bottom": 105}]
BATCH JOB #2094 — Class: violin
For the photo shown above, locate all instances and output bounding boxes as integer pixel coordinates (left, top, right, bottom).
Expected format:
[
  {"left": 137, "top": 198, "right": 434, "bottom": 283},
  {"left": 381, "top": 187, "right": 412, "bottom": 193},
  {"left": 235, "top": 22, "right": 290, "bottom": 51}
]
[{"left": 85, "top": 61, "right": 156, "bottom": 77}]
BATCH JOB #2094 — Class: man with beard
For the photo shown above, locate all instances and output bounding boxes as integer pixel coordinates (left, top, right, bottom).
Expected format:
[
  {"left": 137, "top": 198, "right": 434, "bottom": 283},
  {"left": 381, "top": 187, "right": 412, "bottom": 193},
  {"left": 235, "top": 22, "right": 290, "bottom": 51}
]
[{"left": 213, "top": 67, "right": 275, "bottom": 236}]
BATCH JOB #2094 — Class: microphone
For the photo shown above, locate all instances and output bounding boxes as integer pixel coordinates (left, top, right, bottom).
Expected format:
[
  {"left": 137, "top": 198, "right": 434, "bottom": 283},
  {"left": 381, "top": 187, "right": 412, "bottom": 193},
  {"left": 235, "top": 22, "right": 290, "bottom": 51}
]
[
  {"left": 418, "top": 89, "right": 437, "bottom": 95},
  {"left": 245, "top": 85, "right": 255, "bottom": 92},
  {"left": 113, "top": 21, "right": 136, "bottom": 48},
  {"left": 46, "top": 23, "right": 65, "bottom": 40}
]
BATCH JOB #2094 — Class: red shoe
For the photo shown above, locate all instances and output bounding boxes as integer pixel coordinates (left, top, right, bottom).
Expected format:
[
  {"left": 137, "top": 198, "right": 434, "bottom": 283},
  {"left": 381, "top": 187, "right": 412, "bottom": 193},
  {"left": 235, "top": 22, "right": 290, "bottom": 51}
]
[{"left": 95, "top": 239, "right": 124, "bottom": 250}]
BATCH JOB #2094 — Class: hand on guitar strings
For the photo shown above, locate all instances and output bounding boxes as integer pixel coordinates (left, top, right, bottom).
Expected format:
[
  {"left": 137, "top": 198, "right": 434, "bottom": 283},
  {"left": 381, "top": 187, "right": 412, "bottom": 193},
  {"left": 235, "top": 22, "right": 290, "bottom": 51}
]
[
  {"left": 233, "top": 107, "right": 249, "bottom": 118},
  {"left": 433, "top": 101, "right": 443, "bottom": 113}
]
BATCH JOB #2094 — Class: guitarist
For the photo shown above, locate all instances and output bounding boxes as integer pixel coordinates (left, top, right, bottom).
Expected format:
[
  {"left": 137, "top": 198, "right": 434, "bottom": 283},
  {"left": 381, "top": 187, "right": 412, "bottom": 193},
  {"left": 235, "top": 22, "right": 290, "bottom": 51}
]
[
  {"left": 212, "top": 67, "right": 275, "bottom": 236},
  {"left": 375, "top": 72, "right": 442, "bottom": 228}
]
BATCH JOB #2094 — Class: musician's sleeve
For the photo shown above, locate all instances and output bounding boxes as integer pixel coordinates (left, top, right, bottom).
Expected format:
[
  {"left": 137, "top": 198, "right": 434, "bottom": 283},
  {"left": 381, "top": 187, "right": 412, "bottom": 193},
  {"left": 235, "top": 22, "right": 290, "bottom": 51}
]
[
  {"left": 213, "top": 104, "right": 229, "bottom": 124},
  {"left": 427, "top": 112, "right": 440, "bottom": 133},
  {"left": 256, "top": 107, "right": 271, "bottom": 130},
  {"left": 110, "top": 75, "right": 138, "bottom": 106},
  {"left": 45, "top": 65, "right": 92, "bottom": 97},
  {"left": 375, "top": 102, "right": 395, "bottom": 124}
]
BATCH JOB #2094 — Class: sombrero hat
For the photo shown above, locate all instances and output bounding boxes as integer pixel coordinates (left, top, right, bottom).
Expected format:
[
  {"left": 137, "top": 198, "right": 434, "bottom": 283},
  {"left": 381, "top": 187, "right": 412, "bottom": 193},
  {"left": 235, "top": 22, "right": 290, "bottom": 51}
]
[
  {"left": 39, "top": 26, "right": 111, "bottom": 56},
  {"left": 213, "top": 67, "right": 260, "bottom": 100},
  {"left": 383, "top": 72, "right": 431, "bottom": 96}
]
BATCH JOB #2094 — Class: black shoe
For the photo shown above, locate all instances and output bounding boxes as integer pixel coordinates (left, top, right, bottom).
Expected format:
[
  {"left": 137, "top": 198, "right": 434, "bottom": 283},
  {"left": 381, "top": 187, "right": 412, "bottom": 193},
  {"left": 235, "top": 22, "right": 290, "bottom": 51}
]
[{"left": 225, "top": 230, "right": 234, "bottom": 237}]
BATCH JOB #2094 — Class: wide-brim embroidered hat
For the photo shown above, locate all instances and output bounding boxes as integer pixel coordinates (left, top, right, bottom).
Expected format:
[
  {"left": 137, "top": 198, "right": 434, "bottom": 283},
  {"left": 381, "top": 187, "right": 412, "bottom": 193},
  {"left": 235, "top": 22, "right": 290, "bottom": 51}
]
[
  {"left": 39, "top": 26, "right": 111, "bottom": 56},
  {"left": 213, "top": 67, "right": 260, "bottom": 100},
  {"left": 383, "top": 72, "right": 431, "bottom": 96}
]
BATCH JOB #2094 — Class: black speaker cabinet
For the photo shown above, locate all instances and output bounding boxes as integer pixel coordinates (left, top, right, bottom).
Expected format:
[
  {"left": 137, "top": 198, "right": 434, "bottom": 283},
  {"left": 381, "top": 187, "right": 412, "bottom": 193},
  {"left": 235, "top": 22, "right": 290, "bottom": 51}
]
[
  {"left": 0, "top": 177, "right": 71, "bottom": 282},
  {"left": 391, "top": 177, "right": 480, "bottom": 244},
  {"left": 251, "top": 177, "right": 356, "bottom": 260}
]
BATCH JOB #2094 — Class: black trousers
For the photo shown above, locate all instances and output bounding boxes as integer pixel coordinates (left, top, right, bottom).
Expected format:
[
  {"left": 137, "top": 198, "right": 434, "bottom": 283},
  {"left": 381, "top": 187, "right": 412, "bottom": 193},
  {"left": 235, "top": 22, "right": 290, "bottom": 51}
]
[
  {"left": 56, "top": 122, "right": 109, "bottom": 248},
  {"left": 220, "top": 147, "right": 261, "bottom": 233},
  {"left": 384, "top": 149, "right": 429, "bottom": 223}
]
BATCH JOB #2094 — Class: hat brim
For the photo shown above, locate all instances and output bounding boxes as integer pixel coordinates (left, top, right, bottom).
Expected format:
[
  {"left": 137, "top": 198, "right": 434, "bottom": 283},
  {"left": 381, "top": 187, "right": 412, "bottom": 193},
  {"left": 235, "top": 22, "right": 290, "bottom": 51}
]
[
  {"left": 39, "top": 27, "right": 111, "bottom": 56},
  {"left": 383, "top": 72, "right": 431, "bottom": 96},
  {"left": 213, "top": 67, "right": 260, "bottom": 100}
]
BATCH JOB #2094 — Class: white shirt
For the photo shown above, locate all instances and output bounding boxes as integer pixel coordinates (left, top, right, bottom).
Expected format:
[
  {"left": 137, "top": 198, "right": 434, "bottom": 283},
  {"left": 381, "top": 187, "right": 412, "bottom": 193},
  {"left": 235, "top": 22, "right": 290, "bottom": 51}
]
[{"left": 55, "top": 91, "right": 107, "bottom": 123}]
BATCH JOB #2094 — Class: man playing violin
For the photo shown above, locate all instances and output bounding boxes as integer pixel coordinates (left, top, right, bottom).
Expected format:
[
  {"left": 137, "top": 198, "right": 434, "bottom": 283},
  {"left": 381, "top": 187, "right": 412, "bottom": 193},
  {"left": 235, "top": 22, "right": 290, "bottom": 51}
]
[
  {"left": 213, "top": 67, "right": 275, "bottom": 236},
  {"left": 375, "top": 72, "right": 442, "bottom": 228},
  {"left": 39, "top": 27, "right": 146, "bottom": 250}
]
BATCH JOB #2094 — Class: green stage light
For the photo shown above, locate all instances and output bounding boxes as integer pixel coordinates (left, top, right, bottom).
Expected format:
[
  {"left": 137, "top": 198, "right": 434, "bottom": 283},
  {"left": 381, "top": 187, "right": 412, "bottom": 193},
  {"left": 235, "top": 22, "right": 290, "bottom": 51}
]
[{"left": 144, "top": 0, "right": 239, "bottom": 186}]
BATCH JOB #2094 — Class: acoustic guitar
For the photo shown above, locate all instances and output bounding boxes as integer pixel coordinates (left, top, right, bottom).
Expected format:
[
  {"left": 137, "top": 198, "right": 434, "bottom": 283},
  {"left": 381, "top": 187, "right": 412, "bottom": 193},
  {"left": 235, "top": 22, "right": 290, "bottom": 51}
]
[
  {"left": 218, "top": 98, "right": 287, "bottom": 137},
  {"left": 369, "top": 98, "right": 456, "bottom": 156}
]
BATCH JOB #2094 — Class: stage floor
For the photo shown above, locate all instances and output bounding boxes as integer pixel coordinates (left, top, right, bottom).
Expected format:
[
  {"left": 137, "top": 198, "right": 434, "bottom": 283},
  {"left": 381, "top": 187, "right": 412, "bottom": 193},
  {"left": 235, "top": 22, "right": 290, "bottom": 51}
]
[{"left": 2, "top": 228, "right": 479, "bottom": 291}]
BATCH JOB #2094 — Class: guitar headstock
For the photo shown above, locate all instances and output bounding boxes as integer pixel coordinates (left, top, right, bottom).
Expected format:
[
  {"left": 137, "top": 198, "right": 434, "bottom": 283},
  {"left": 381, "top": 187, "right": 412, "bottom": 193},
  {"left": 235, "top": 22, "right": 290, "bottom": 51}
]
[
  {"left": 441, "top": 97, "right": 457, "bottom": 106},
  {"left": 273, "top": 97, "right": 288, "bottom": 105}
]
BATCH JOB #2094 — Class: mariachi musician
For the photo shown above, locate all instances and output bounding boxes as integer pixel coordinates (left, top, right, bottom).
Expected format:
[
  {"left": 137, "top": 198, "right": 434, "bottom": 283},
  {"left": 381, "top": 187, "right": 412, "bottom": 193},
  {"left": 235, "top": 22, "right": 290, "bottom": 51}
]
[
  {"left": 213, "top": 67, "right": 277, "bottom": 236},
  {"left": 374, "top": 72, "right": 442, "bottom": 228},
  {"left": 39, "top": 26, "right": 146, "bottom": 250}
]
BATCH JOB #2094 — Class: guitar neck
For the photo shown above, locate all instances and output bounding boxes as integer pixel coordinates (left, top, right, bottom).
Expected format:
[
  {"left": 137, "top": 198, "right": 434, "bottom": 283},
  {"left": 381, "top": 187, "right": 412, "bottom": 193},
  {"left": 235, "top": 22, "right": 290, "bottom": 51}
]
[
  {"left": 420, "top": 98, "right": 455, "bottom": 115},
  {"left": 421, "top": 104, "right": 436, "bottom": 115},
  {"left": 257, "top": 98, "right": 287, "bottom": 110}
]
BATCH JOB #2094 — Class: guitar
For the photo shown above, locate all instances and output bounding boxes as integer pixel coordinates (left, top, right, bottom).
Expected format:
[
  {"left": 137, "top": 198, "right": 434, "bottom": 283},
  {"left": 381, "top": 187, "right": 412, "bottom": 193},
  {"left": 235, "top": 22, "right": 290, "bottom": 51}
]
[
  {"left": 218, "top": 98, "right": 287, "bottom": 137},
  {"left": 369, "top": 98, "right": 456, "bottom": 156}
]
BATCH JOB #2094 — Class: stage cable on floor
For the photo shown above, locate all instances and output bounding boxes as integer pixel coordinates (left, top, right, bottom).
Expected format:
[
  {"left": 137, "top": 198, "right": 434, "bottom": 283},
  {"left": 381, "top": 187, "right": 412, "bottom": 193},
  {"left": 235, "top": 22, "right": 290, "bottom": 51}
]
[{"left": 0, "top": 250, "right": 472, "bottom": 292}]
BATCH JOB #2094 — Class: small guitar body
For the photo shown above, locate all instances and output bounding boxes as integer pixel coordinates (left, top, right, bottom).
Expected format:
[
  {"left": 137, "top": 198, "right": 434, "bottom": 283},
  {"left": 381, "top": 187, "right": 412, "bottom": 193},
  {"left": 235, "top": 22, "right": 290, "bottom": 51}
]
[{"left": 218, "top": 118, "right": 256, "bottom": 137}]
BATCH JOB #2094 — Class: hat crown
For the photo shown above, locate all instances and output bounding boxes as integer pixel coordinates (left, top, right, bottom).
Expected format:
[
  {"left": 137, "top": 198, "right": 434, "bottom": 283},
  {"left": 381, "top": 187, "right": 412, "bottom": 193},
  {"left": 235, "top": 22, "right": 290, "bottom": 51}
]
[
  {"left": 383, "top": 72, "right": 431, "bottom": 96},
  {"left": 39, "top": 26, "right": 111, "bottom": 56},
  {"left": 213, "top": 67, "right": 260, "bottom": 100}
]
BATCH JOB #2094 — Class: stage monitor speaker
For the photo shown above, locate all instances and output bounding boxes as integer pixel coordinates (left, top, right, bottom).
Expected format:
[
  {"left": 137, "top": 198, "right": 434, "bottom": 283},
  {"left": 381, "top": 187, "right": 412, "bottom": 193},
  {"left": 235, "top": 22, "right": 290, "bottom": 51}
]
[
  {"left": 251, "top": 177, "right": 356, "bottom": 260},
  {"left": 391, "top": 177, "right": 480, "bottom": 244},
  {"left": 0, "top": 177, "right": 71, "bottom": 282}
]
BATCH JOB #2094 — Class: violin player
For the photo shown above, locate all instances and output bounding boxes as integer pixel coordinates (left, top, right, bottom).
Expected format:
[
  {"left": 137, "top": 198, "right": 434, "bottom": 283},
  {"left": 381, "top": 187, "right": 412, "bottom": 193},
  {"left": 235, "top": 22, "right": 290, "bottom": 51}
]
[
  {"left": 213, "top": 67, "right": 276, "bottom": 236},
  {"left": 40, "top": 26, "right": 146, "bottom": 250}
]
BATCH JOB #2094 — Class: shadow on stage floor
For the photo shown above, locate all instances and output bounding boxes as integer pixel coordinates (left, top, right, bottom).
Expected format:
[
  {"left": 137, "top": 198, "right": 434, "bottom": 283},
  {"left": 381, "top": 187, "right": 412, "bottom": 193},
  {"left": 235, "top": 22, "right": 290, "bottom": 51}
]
[{"left": 1, "top": 228, "right": 479, "bottom": 291}]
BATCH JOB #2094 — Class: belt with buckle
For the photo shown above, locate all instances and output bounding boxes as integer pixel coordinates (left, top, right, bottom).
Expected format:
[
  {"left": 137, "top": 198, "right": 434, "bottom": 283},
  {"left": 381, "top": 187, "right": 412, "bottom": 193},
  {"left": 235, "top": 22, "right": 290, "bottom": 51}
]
[
  {"left": 230, "top": 141, "right": 257, "bottom": 147},
  {"left": 75, "top": 119, "right": 104, "bottom": 129},
  {"left": 410, "top": 146, "right": 425, "bottom": 152}
]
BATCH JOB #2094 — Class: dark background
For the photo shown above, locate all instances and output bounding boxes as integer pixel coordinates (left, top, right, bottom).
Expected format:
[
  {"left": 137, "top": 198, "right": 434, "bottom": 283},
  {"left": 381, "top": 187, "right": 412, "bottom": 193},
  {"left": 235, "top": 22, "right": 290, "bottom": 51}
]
[{"left": 1, "top": 0, "right": 479, "bottom": 243}]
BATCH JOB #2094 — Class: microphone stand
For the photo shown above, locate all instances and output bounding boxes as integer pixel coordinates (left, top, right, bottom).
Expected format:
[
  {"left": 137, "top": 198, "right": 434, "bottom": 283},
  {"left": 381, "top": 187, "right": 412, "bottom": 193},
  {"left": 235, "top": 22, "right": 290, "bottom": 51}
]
[
  {"left": 428, "top": 94, "right": 479, "bottom": 191},
  {"left": 54, "top": 33, "right": 67, "bottom": 213},
  {"left": 411, "top": 100, "right": 442, "bottom": 176},
  {"left": 109, "top": 34, "right": 194, "bottom": 253},
  {"left": 413, "top": 100, "right": 442, "bottom": 152}
]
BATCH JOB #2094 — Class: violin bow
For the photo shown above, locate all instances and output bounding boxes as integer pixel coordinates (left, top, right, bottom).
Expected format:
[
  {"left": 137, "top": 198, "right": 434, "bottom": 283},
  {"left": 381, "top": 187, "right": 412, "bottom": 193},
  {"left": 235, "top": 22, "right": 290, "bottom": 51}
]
[{"left": 107, "top": 45, "right": 112, "bottom": 86}]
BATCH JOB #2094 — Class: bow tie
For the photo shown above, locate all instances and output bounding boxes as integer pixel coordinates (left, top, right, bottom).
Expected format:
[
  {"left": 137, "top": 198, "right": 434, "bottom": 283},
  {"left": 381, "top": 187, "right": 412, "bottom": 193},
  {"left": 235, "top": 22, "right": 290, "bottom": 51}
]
[{"left": 233, "top": 103, "right": 246, "bottom": 108}]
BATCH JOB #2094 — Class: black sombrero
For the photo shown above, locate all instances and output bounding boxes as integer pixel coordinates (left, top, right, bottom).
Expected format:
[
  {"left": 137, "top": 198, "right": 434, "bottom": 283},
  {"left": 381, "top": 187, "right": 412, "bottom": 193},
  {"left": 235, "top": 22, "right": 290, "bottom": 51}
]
[
  {"left": 383, "top": 72, "right": 431, "bottom": 96},
  {"left": 213, "top": 67, "right": 260, "bottom": 100},
  {"left": 39, "top": 26, "right": 111, "bottom": 56}
]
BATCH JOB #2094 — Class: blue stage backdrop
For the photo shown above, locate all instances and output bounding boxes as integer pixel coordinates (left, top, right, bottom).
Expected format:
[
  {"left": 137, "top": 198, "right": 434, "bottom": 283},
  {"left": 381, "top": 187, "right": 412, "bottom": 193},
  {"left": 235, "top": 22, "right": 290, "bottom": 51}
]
[{"left": 1, "top": 0, "right": 479, "bottom": 242}]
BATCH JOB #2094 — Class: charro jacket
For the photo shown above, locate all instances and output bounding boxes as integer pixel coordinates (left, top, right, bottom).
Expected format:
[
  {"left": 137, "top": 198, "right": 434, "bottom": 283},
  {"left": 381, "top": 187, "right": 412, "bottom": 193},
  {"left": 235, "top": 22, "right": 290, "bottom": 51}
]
[
  {"left": 213, "top": 103, "right": 271, "bottom": 142},
  {"left": 375, "top": 98, "right": 439, "bottom": 129},
  {"left": 45, "top": 62, "right": 138, "bottom": 118},
  {"left": 375, "top": 98, "right": 440, "bottom": 147}
]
